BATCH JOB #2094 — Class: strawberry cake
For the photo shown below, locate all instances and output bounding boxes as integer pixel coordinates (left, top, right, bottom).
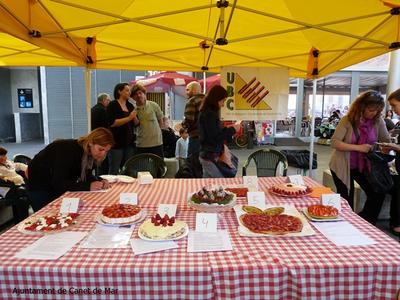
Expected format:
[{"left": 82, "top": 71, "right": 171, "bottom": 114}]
[
  {"left": 139, "top": 214, "right": 187, "bottom": 240},
  {"left": 101, "top": 203, "right": 142, "bottom": 224},
  {"left": 271, "top": 183, "right": 312, "bottom": 196}
]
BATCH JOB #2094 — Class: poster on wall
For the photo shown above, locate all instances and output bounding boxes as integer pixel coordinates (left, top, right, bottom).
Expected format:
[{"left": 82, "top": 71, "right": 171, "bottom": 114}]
[
  {"left": 220, "top": 67, "right": 289, "bottom": 121},
  {"left": 17, "top": 88, "right": 33, "bottom": 108},
  {"left": 255, "top": 121, "right": 274, "bottom": 145}
]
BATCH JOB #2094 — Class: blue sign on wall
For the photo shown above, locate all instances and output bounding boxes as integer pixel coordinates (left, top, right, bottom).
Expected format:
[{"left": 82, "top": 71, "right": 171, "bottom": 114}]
[{"left": 18, "top": 88, "right": 33, "bottom": 108}]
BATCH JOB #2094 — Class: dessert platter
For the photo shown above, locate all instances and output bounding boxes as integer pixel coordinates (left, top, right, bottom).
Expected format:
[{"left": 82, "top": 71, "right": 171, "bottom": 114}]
[
  {"left": 303, "top": 204, "right": 342, "bottom": 222},
  {"left": 138, "top": 214, "right": 188, "bottom": 241},
  {"left": 188, "top": 186, "right": 236, "bottom": 213},
  {"left": 269, "top": 183, "right": 313, "bottom": 197},
  {"left": 98, "top": 203, "right": 144, "bottom": 225},
  {"left": 18, "top": 212, "right": 80, "bottom": 234},
  {"left": 234, "top": 205, "right": 315, "bottom": 237}
]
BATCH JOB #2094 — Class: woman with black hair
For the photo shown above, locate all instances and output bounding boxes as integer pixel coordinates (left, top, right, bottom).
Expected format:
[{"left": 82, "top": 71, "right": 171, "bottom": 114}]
[
  {"left": 198, "top": 85, "right": 240, "bottom": 178},
  {"left": 106, "top": 83, "right": 139, "bottom": 174}
]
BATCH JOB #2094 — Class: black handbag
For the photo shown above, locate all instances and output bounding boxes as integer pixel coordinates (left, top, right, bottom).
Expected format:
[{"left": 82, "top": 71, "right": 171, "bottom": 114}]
[
  {"left": 214, "top": 145, "right": 239, "bottom": 178},
  {"left": 364, "top": 151, "right": 394, "bottom": 194},
  {"left": 215, "top": 153, "right": 239, "bottom": 178},
  {"left": 352, "top": 126, "right": 394, "bottom": 194}
]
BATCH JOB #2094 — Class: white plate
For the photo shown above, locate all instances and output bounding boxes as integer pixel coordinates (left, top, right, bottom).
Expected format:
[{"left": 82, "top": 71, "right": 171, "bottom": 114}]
[
  {"left": 17, "top": 214, "right": 80, "bottom": 235},
  {"left": 187, "top": 192, "right": 236, "bottom": 213},
  {"left": 100, "top": 175, "right": 118, "bottom": 183},
  {"left": 95, "top": 209, "right": 146, "bottom": 226},
  {"left": 138, "top": 223, "right": 189, "bottom": 241},
  {"left": 233, "top": 204, "right": 315, "bottom": 237},
  {"left": 302, "top": 209, "right": 343, "bottom": 222},
  {"left": 116, "top": 175, "right": 135, "bottom": 183}
]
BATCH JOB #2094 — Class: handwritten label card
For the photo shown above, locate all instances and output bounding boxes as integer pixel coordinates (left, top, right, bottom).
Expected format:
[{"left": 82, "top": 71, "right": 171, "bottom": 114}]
[
  {"left": 321, "top": 193, "right": 341, "bottom": 212},
  {"left": 243, "top": 176, "right": 259, "bottom": 190},
  {"left": 60, "top": 198, "right": 80, "bottom": 214},
  {"left": 195, "top": 213, "right": 217, "bottom": 233},
  {"left": 157, "top": 204, "right": 177, "bottom": 217},
  {"left": 288, "top": 175, "right": 304, "bottom": 186},
  {"left": 119, "top": 193, "right": 138, "bottom": 205},
  {"left": 247, "top": 192, "right": 266, "bottom": 209}
]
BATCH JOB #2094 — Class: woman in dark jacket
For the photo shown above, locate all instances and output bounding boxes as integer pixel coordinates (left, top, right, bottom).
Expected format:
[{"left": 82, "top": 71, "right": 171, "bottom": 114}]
[
  {"left": 106, "top": 83, "right": 139, "bottom": 174},
  {"left": 198, "top": 85, "right": 240, "bottom": 178},
  {"left": 382, "top": 89, "right": 400, "bottom": 235},
  {"left": 27, "top": 128, "right": 115, "bottom": 211}
]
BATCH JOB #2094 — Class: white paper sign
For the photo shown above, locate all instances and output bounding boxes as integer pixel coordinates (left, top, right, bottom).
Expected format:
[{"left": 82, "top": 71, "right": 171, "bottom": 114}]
[
  {"left": 80, "top": 225, "right": 134, "bottom": 248},
  {"left": 321, "top": 193, "right": 341, "bottom": 212},
  {"left": 243, "top": 176, "right": 259, "bottom": 190},
  {"left": 15, "top": 232, "right": 87, "bottom": 260},
  {"left": 131, "top": 239, "right": 178, "bottom": 255},
  {"left": 247, "top": 191, "right": 266, "bottom": 208},
  {"left": 313, "top": 221, "right": 376, "bottom": 246},
  {"left": 187, "top": 230, "right": 233, "bottom": 253},
  {"left": 157, "top": 204, "right": 177, "bottom": 217},
  {"left": 288, "top": 175, "right": 304, "bottom": 186},
  {"left": 195, "top": 213, "right": 218, "bottom": 232},
  {"left": 60, "top": 198, "right": 80, "bottom": 214},
  {"left": 119, "top": 193, "right": 138, "bottom": 205}
]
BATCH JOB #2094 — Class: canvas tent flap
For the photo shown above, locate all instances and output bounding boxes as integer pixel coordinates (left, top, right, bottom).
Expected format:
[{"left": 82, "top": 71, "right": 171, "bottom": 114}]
[{"left": 0, "top": 0, "right": 399, "bottom": 77}]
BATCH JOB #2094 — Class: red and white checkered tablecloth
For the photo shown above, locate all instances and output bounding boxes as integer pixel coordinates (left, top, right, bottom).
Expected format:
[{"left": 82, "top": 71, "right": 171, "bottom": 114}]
[{"left": 0, "top": 177, "right": 399, "bottom": 299}]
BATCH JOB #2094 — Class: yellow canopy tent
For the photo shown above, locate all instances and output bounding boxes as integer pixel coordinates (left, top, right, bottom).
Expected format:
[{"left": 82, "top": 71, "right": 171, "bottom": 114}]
[{"left": 1, "top": 0, "right": 400, "bottom": 78}]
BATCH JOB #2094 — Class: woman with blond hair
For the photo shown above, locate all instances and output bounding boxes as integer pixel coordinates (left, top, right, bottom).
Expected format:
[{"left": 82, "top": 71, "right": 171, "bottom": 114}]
[
  {"left": 329, "top": 90, "right": 390, "bottom": 225},
  {"left": 27, "top": 127, "right": 115, "bottom": 211}
]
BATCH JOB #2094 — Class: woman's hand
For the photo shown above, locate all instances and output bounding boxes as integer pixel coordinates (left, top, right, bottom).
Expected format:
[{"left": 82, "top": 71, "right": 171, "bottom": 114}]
[
  {"left": 90, "top": 180, "right": 111, "bottom": 191},
  {"left": 357, "top": 143, "right": 373, "bottom": 153},
  {"left": 130, "top": 110, "right": 137, "bottom": 120},
  {"left": 381, "top": 143, "right": 400, "bottom": 152}
]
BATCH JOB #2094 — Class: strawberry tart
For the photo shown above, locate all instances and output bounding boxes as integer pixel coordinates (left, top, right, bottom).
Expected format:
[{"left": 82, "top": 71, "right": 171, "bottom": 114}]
[
  {"left": 22, "top": 213, "right": 79, "bottom": 233},
  {"left": 101, "top": 203, "right": 142, "bottom": 224},
  {"left": 139, "top": 214, "right": 187, "bottom": 240},
  {"left": 270, "top": 183, "right": 312, "bottom": 196}
]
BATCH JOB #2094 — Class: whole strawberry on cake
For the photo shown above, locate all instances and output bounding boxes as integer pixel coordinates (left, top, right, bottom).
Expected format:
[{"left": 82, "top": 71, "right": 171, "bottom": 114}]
[
  {"left": 139, "top": 214, "right": 187, "bottom": 240},
  {"left": 190, "top": 186, "right": 234, "bottom": 205},
  {"left": 188, "top": 186, "right": 236, "bottom": 213}
]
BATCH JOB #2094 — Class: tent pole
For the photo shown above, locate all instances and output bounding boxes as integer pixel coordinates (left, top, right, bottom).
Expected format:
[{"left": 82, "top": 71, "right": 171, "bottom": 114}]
[
  {"left": 203, "top": 71, "right": 207, "bottom": 93},
  {"left": 85, "top": 68, "right": 92, "bottom": 132},
  {"left": 309, "top": 79, "right": 317, "bottom": 178}
]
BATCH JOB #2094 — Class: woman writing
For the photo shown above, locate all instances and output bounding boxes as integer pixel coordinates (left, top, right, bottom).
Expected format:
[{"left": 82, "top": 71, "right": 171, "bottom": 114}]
[
  {"left": 329, "top": 90, "right": 390, "bottom": 225},
  {"left": 27, "top": 127, "right": 115, "bottom": 211},
  {"left": 198, "top": 85, "right": 240, "bottom": 178},
  {"left": 107, "top": 82, "right": 139, "bottom": 174}
]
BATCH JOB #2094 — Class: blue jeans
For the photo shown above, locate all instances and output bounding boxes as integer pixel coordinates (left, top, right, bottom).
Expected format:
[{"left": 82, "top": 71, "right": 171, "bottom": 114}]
[
  {"left": 199, "top": 157, "right": 224, "bottom": 178},
  {"left": 108, "top": 146, "right": 136, "bottom": 174}
]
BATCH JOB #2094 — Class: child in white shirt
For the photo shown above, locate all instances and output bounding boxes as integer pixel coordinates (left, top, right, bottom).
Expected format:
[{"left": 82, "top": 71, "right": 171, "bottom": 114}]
[{"left": 175, "top": 128, "right": 189, "bottom": 168}]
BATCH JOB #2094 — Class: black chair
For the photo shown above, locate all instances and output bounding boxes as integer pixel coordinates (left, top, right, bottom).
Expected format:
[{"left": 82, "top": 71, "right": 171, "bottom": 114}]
[
  {"left": 242, "top": 149, "right": 288, "bottom": 177},
  {"left": 0, "top": 179, "right": 30, "bottom": 225},
  {"left": 120, "top": 153, "right": 167, "bottom": 178},
  {"left": 13, "top": 154, "right": 32, "bottom": 165}
]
